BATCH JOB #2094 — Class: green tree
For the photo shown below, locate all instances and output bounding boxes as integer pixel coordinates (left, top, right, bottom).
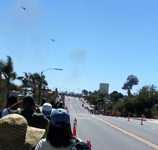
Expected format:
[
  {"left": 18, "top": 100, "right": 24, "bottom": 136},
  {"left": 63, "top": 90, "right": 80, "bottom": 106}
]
[
  {"left": 137, "top": 85, "right": 158, "bottom": 117},
  {"left": 0, "top": 56, "right": 16, "bottom": 98},
  {"left": 29, "top": 73, "right": 41, "bottom": 98},
  {"left": 0, "top": 68, "right": 7, "bottom": 93},
  {"left": 123, "top": 96, "right": 136, "bottom": 114},
  {"left": 29, "top": 73, "right": 48, "bottom": 99},
  {"left": 88, "top": 91, "right": 92, "bottom": 96},
  {"left": 113, "top": 101, "right": 125, "bottom": 112},
  {"left": 82, "top": 89, "right": 88, "bottom": 97},
  {"left": 23, "top": 72, "right": 30, "bottom": 95},
  {"left": 0, "top": 66, "right": 7, "bottom": 109},
  {"left": 110, "top": 91, "right": 123, "bottom": 103},
  {"left": 55, "top": 88, "right": 58, "bottom": 94},
  {"left": 98, "top": 92, "right": 106, "bottom": 109},
  {"left": 87, "top": 90, "right": 99, "bottom": 105}
]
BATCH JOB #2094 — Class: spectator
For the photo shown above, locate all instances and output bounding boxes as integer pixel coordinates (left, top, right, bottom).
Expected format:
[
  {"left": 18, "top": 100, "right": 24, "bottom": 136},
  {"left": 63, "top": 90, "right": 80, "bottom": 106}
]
[
  {"left": 1, "top": 96, "right": 17, "bottom": 117},
  {"left": 9, "top": 95, "right": 49, "bottom": 130},
  {"left": 39, "top": 98, "right": 46, "bottom": 112},
  {"left": 50, "top": 100, "right": 57, "bottom": 108},
  {"left": 35, "top": 108, "right": 76, "bottom": 150},
  {"left": 40, "top": 98, "right": 46, "bottom": 106},
  {"left": 0, "top": 110, "right": 2, "bottom": 118},
  {"left": 40, "top": 103, "right": 55, "bottom": 120},
  {"left": 57, "top": 101, "right": 63, "bottom": 108},
  {"left": 0, "top": 114, "right": 45, "bottom": 150}
]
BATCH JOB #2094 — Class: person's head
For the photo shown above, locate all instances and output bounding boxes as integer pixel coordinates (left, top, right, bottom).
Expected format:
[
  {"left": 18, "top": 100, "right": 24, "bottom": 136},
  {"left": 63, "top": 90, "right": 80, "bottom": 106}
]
[
  {"left": 0, "top": 114, "right": 45, "bottom": 150},
  {"left": 41, "top": 103, "right": 54, "bottom": 119},
  {"left": 47, "top": 108, "right": 72, "bottom": 147},
  {"left": 50, "top": 100, "right": 56, "bottom": 108},
  {"left": 58, "top": 102, "right": 63, "bottom": 108},
  {"left": 7, "top": 96, "right": 17, "bottom": 107},
  {"left": 23, "top": 95, "right": 35, "bottom": 110},
  {"left": 40, "top": 98, "right": 46, "bottom": 106}
]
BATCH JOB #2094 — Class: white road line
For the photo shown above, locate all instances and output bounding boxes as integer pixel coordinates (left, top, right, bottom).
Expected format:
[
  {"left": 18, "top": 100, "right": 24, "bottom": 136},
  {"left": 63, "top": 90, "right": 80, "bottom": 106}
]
[{"left": 76, "top": 117, "right": 91, "bottom": 120}]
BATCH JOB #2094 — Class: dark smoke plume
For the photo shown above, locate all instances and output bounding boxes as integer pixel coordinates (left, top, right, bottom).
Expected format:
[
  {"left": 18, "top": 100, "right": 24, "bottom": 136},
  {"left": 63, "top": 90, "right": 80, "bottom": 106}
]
[{"left": 122, "top": 75, "right": 139, "bottom": 96}]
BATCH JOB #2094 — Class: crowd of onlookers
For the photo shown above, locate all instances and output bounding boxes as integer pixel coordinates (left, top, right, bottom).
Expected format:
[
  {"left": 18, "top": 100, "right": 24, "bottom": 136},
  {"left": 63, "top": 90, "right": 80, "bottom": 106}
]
[{"left": 0, "top": 95, "right": 91, "bottom": 150}]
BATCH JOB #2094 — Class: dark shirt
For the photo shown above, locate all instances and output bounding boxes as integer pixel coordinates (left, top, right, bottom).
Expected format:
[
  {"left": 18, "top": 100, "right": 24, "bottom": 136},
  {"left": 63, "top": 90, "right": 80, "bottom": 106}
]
[
  {"left": 0, "top": 110, "right": 2, "bottom": 118},
  {"left": 10, "top": 109, "right": 49, "bottom": 129}
]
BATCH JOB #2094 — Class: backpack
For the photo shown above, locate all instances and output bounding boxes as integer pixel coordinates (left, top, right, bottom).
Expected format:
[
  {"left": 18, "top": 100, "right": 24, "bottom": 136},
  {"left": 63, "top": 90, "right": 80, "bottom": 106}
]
[
  {"left": 70, "top": 138, "right": 91, "bottom": 150},
  {"left": 70, "top": 142, "right": 91, "bottom": 150}
]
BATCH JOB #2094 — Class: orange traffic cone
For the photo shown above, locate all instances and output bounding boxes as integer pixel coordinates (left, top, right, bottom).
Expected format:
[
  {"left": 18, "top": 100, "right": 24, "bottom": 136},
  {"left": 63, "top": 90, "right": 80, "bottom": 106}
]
[
  {"left": 141, "top": 114, "right": 143, "bottom": 125},
  {"left": 128, "top": 112, "right": 130, "bottom": 121},
  {"left": 73, "top": 118, "right": 77, "bottom": 137},
  {"left": 86, "top": 140, "right": 92, "bottom": 147},
  {"left": 116, "top": 111, "right": 119, "bottom": 117}
]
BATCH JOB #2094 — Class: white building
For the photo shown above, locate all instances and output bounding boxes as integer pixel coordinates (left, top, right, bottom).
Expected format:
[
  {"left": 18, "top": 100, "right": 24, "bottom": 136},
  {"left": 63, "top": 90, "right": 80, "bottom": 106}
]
[{"left": 99, "top": 83, "right": 109, "bottom": 94}]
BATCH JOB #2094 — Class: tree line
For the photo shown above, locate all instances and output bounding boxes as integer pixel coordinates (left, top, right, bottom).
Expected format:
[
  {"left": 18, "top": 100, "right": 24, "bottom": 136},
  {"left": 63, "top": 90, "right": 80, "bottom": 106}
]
[
  {"left": 0, "top": 56, "right": 56, "bottom": 109},
  {"left": 82, "top": 85, "right": 158, "bottom": 118}
]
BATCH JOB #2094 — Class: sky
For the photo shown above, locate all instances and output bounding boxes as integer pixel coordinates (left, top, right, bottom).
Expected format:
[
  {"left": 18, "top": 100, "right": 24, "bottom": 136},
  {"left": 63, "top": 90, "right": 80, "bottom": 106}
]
[{"left": 0, "top": 0, "right": 158, "bottom": 95}]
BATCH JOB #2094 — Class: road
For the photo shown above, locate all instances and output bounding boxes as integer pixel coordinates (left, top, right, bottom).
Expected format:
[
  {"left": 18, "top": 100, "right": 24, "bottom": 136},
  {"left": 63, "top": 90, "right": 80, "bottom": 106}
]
[{"left": 65, "top": 96, "right": 158, "bottom": 150}]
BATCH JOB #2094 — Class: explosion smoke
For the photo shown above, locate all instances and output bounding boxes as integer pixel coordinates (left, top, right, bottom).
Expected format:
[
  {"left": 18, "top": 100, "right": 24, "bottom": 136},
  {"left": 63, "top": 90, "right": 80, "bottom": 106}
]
[{"left": 122, "top": 75, "right": 139, "bottom": 96}]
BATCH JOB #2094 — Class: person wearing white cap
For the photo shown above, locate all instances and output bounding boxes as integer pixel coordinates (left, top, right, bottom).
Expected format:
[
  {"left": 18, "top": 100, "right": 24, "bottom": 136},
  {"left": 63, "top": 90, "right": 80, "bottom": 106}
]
[{"left": 40, "top": 103, "right": 55, "bottom": 119}]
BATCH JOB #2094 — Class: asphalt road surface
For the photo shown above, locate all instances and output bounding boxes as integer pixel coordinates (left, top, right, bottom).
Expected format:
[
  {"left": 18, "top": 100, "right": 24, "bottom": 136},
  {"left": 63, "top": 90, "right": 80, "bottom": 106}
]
[{"left": 65, "top": 96, "right": 158, "bottom": 150}]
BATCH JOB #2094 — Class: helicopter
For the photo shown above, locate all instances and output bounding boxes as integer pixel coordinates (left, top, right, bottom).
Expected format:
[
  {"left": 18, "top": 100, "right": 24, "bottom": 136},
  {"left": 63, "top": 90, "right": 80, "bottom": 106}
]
[{"left": 21, "top": 6, "right": 26, "bottom": 10}]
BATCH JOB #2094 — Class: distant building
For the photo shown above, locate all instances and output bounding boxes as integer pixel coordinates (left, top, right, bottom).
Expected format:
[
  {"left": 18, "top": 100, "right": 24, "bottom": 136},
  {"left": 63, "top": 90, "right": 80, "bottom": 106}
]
[{"left": 99, "top": 83, "right": 109, "bottom": 94}]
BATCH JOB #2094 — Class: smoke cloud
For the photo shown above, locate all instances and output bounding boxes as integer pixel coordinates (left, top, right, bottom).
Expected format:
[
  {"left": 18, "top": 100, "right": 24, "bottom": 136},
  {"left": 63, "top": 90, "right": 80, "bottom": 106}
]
[
  {"left": 122, "top": 75, "right": 139, "bottom": 90},
  {"left": 64, "top": 49, "right": 87, "bottom": 88},
  {"left": 69, "top": 50, "right": 86, "bottom": 63}
]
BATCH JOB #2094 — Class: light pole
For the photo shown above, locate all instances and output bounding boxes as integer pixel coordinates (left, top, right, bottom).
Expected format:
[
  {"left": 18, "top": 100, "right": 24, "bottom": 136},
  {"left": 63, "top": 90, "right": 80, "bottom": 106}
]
[{"left": 39, "top": 68, "right": 63, "bottom": 105}]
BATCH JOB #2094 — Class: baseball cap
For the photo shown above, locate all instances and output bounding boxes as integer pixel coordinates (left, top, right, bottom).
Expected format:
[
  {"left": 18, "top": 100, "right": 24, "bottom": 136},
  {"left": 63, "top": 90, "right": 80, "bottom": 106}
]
[
  {"left": 41, "top": 103, "right": 53, "bottom": 117},
  {"left": 50, "top": 108, "right": 70, "bottom": 127}
]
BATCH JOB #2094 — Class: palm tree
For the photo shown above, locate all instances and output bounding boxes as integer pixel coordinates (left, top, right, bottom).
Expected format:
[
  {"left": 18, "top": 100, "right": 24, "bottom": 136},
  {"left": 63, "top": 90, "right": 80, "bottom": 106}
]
[
  {"left": 23, "top": 72, "right": 29, "bottom": 95},
  {"left": 82, "top": 89, "right": 88, "bottom": 97},
  {"left": 29, "top": 73, "right": 42, "bottom": 98},
  {"left": 29, "top": 73, "right": 48, "bottom": 102},
  {"left": 0, "top": 56, "right": 16, "bottom": 98},
  {"left": 88, "top": 91, "right": 92, "bottom": 96}
]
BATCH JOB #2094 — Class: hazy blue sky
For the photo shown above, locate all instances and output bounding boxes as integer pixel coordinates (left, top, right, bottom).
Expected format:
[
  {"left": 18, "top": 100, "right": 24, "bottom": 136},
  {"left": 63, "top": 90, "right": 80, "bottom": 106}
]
[{"left": 1, "top": 0, "right": 158, "bottom": 95}]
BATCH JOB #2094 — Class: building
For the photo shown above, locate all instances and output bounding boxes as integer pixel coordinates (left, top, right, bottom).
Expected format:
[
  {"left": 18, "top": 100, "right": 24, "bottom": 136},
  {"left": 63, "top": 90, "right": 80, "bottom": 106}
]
[{"left": 99, "top": 83, "right": 109, "bottom": 94}]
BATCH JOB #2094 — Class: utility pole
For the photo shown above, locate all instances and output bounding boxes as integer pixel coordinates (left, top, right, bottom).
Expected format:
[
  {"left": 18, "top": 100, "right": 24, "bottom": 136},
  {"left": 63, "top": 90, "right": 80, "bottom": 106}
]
[{"left": 38, "top": 68, "right": 63, "bottom": 105}]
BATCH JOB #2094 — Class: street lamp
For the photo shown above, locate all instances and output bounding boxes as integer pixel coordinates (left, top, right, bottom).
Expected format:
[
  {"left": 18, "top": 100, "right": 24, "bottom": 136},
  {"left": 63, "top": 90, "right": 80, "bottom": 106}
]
[{"left": 39, "top": 68, "right": 63, "bottom": 105}]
